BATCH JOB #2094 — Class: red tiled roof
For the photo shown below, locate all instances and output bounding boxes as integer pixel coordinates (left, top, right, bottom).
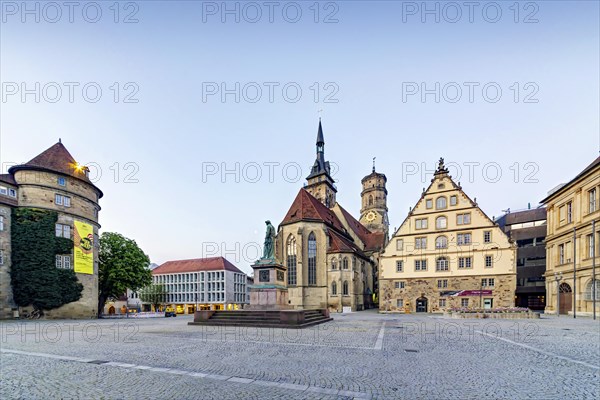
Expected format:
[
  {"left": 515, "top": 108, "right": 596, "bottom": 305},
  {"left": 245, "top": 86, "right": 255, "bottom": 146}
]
[
  {"left": 328, "top": 229, "right": 365, "bottom": 256},
  {"left": 0, "top": 174, "right": 17, "bottom": 186},
  {"left": 280, "top": 188, "right": 347, "bottom": 232},
  {"left": 337, "top": 205, "right": 386, "bottom": 252},
  {"left": 363, "top": 231, "right": 385, "bottom": 252},
  {"left": 8, "top": 141, "right": 103, "bottom": 197},
  {"left": 152, "top": 257, "right": 244, "bottom": 275}
]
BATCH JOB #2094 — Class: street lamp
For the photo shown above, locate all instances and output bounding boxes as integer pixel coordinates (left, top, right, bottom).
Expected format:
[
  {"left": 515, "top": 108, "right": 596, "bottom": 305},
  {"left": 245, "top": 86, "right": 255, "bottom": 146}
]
[{"left": 554, "top": 272, "right": 563, "bottom": 317}]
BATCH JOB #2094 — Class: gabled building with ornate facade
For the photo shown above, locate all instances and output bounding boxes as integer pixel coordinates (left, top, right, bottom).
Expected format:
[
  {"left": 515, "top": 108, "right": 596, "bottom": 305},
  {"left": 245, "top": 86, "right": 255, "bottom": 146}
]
[
  {"left": 275, "top": 121, "right": 387, "bottom": 312},
  {"left": 379, "top": 159, "right": 516, "bottom": 313}
]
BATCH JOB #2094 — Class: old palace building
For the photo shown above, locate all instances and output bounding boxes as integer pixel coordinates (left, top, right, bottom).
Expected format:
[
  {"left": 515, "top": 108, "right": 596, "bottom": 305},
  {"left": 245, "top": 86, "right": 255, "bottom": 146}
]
[
  {"left": 0, "top": 141, "right": 102, "bottom": 319},
  {"left": 379, "top": 159, "right": 517, "bottom": 313}
]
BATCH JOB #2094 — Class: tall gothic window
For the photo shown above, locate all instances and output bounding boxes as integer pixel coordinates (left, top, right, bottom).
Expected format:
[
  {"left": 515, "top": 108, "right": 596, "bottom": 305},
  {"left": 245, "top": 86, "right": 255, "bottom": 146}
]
[
  {"left": 287, "top": 235, "right": 297, "bottom": 285},
  {"left": 342, "top": 257, "right": 349, "bottom": 270},
  {"left": 331, "top": 281, "right": 337, "bottom": 295},
  {"left": 368, "top": 195, "right": 373, "bottom": 206},
  {"left": 343, "top": 280, "right": 349, "bottom": 295},
  {"left": 308, "top": 232, "right": 317, "bottom": 285}
]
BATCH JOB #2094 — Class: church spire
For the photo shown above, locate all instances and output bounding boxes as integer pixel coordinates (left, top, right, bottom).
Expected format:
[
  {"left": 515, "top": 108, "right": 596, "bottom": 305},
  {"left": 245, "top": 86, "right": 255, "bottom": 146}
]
[
  {"left": 305, "top": 119, "right": 336, "bottom": 207},
  {"left": 316, "top": 118, "right": 325, "bottom": 163}
]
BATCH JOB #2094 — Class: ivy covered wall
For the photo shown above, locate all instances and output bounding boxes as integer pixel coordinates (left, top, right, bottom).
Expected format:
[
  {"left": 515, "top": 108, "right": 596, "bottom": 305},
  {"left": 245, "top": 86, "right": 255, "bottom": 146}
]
[{"left": 10, "top": 208, "right": 83, "bottom": 310}]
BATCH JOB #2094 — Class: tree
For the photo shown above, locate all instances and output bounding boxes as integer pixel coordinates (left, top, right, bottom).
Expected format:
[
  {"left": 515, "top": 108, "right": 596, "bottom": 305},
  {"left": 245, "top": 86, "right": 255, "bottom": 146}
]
[
  {"left": 98, "top": 232, "right": 151, "bottom": 317},
  {"left": 10, "top": 208, "right": 83, "bottom": 313},
  {"left": 139, "top": 284, "right": 167, "bottom": 311}
]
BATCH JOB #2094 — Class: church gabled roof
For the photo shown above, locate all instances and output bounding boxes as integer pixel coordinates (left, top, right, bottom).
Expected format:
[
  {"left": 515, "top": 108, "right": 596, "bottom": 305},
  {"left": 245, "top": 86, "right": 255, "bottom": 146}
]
[
  {"left": 280, "top": 188, "right": 346, "bottom": 232},
  {"left": 9, "top": 141, "right": 103, "bottom": 197},
  {"left": 337, "top": 205, "right": 386, "bottom": 252},
  {"left": 328, "top": 229, "right": 368, "bottom": 258}
]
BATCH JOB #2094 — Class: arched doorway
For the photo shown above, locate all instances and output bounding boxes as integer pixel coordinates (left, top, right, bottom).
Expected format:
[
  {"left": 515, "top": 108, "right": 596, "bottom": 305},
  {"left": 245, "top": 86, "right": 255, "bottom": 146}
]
[
  {"left": 559, "top": 283, "right": 572, "bottom": 315},
  {"left": 416, "top": 297, "right": 428, "bottom": 313}
]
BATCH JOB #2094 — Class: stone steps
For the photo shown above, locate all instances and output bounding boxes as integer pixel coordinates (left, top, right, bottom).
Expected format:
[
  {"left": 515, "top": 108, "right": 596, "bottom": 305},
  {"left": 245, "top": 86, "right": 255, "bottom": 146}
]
[{"left": 188, "top": 309, "right": 332, "bottom": 329}]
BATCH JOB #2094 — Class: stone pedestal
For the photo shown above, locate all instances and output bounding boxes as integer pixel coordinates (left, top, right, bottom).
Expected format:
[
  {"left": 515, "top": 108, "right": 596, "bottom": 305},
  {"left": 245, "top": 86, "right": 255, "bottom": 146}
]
[{"left": 247, "top": 259, "right": 292, "bottom": 310}]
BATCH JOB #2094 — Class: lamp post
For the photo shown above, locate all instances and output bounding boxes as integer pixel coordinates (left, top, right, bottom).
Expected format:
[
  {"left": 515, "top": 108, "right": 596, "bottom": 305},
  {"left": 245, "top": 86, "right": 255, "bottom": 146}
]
[{"left": 554, "top": 272, "right": 563, "bottom": 317}]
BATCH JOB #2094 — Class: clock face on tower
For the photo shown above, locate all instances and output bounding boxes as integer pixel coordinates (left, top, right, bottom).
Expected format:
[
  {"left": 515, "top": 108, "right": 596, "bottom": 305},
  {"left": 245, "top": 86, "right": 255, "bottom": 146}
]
[{"left": 366, "top": 211, "right": 377, "bottom": 222}]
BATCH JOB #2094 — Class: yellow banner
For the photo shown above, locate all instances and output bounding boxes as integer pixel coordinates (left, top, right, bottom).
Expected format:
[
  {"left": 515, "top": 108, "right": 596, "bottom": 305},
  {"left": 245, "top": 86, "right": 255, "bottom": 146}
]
[{"left": 74, "top": 220, "right": 94, "bottom": 274}]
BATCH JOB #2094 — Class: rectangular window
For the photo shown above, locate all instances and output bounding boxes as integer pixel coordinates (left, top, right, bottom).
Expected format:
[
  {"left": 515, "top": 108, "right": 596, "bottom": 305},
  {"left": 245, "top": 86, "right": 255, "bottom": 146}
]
[
  {"left": 481, "top": 278, "right": 487, "bottom": 287},
  {"left": 458, "top": 257, "right": 473, "bottom": 269},
  {"left": 485, "top": 255, "right": 493, "bottom": 268},
  {"left": 588, "top": 234, "right": 595, "bottom": 258},
  {"left": 488, "top": 278, "right": 495, "bottom": 287},
  {"left": 439, "top": 298, "right": 446, "bottom": 307},
  {"left": 415, "top": 259, "right": 427, "bottom": 271},
  {"left": 58, "top": 177, "right": 66, "bottom": 186},
  {"left": 415, "top": 237, "right": 427, "bottom": 249},
  {"left": 0, "top": 215, "right": 3, "bottom": 231},
  {"left": 484, "top": 231, "right": 492, "bottom": 243},
  {"left": 590, "top": 189, "right": 597, "bottom": 213},
  {"left": 461, "top": 298, "right": 469, "bottom": 307},
  {"left": 396, "top": 239, "right": 403, "bottom": 251},
  {"left": 437, "top": 279, "right": 448, "bottom": 288},
  {"left": 0, "top": 250, "right": 3, "bottom": 265},
  {"left": 559, "top": 244, "right": 565, "bottom": 264},
  {"left": 394, "top": 281, "right": 405, "bottom": 289},
  {"left": 457, "top": 233, "right": 472, "bottom": 246},
  {"left": 63, "top": 256, "right": 71, "bottom": 269},
  {"left": 55, "top": 194, "right": 63, "bottom": 205},
  {"left": 8, "top": 188, "right": 16, "bottom": 197},
  {"left": 450, "top": 195, "right": 457, "bottom": 206},
  {"left": 567, "top": 202, "right": 572, "bottom": 223},
  {"left": 396, "top": 260, "right": 403, "bottom": 272},
  {"left": 56, "top": 255, "right": 62, "bottom": 268},
  {"left": 0, "top": 186, "right": 6, "bottom": 195},
  {"left": 415, "top": 218, "right": 428, "bottom": 230},
  {"left": 426, "top": 199, "right": 433, "bottom": 209},
  {"left": 457, "top": 213, "right": 471, "bottom": 225},
  {"left": 55, "top": 224, "right": 71, "bottom": 238}
]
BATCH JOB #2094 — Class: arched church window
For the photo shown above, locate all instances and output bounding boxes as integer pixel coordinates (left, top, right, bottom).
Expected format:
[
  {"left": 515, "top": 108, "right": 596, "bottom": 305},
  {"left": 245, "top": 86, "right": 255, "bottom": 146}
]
[
  {"left": 308, "top": 232, "right": 317, "bottom": 285},
  {"left": 287, "top": 235, "right": 297, "bottom": 286}
]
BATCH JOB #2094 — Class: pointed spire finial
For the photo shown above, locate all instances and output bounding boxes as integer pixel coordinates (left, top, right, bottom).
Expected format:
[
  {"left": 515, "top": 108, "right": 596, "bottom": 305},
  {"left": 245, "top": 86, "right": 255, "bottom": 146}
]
[
  {"left": 372, "top": 157, "right": 376, "bottom": 173},
  {"left": 59, "top": 138, "right": 62, "bottom": 143}
]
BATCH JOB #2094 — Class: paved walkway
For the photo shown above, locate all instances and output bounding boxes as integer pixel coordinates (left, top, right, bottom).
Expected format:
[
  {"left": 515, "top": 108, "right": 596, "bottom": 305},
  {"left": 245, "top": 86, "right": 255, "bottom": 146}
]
[{"left": 1, "top": 311, "right": 599, "bottom": 399}]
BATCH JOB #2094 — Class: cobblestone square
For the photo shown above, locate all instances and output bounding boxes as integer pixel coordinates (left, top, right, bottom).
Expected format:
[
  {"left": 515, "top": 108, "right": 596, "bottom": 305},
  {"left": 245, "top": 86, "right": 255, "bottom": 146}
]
[{"left": 1, "top": 311, "right": 599, "bottom": 399}]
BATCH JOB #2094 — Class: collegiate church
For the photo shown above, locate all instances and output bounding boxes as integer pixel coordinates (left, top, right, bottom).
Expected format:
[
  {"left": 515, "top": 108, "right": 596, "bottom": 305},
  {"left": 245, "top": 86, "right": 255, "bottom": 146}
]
[{"left": 274, "top": 121, "right": 389, "bottom": 312}]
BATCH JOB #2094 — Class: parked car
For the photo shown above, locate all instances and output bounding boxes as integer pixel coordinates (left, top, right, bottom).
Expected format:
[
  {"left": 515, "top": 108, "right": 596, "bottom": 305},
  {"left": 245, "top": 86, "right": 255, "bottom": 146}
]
[{"left": 165, "top": 307, "right": 176, "bottom": 317}]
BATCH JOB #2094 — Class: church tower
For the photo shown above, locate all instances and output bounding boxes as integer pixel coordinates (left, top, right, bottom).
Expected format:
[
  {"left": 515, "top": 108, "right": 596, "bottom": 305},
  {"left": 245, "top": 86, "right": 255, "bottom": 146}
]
[
  {"left": 359, "top": 160, "right": 389, "bottom": 237},
  {"left": 305, "top": 119, "right": 337, "bottom": 208}
]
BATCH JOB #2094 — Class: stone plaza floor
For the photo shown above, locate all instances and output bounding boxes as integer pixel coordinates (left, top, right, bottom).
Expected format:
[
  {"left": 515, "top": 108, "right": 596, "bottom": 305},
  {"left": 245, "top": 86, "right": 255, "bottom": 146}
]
[{"left": 1, "top": 310, "right": 599, "bottom": 399}]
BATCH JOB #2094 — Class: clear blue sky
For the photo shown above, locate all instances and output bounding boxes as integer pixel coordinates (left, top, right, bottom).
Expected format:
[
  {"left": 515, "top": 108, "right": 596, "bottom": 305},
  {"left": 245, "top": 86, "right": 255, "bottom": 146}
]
[{"left": 2, "top": 1, "right": 599, "bottom": 274}]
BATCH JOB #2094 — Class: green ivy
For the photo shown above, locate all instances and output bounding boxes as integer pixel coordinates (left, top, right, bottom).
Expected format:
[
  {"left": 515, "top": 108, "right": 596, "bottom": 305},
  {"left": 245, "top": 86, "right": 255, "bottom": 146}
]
[{"left": 10, "top": 208, "right": 83, "bottom": 311}]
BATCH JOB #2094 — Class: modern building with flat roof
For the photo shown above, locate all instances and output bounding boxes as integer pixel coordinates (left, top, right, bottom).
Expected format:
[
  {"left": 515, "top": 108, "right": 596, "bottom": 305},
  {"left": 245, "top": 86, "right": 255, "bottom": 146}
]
[
  {"left": 151, "top": 257, "right": 247, "bottom": 314},
  {"left": 497, "top": 207, "right": 547, "bottom": 310}
]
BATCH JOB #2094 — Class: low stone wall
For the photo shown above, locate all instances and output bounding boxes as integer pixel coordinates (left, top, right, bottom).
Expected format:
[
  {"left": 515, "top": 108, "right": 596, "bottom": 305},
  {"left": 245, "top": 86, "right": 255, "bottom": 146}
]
[{"left": 444, "top": 312, "right": 540, "bottom": 319}]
